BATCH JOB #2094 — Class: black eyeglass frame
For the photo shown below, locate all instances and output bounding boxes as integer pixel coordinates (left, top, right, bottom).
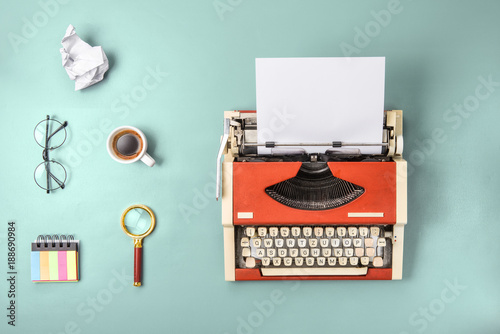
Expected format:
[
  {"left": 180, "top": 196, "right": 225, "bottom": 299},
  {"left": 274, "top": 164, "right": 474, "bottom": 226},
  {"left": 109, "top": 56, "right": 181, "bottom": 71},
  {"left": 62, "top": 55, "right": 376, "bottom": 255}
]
[{"left": 33, "top": 115, "right": 68, "bottom": 194}]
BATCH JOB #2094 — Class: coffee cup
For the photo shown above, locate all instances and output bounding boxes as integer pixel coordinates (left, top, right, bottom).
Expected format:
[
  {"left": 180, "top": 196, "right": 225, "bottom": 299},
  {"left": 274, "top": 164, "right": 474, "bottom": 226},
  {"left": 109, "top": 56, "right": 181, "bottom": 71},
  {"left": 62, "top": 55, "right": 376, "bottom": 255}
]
[{"left": 106, "top": 126, "right": 155, "bottom": 167}]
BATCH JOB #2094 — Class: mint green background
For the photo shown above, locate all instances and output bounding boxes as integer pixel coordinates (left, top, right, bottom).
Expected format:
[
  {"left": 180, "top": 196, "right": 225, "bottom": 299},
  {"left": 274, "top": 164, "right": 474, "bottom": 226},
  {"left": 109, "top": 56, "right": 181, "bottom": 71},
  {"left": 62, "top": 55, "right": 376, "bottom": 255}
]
[{"left": 1, "top": 0, "right": 499, "bottom": 333}]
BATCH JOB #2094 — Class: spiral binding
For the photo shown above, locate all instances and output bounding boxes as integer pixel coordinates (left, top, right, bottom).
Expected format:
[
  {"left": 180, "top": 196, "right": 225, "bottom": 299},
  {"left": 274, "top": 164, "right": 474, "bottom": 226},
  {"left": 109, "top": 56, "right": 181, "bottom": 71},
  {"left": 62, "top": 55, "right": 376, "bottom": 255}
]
[{"left": 36, "top": 235, "right": 74, "bottom": 247}]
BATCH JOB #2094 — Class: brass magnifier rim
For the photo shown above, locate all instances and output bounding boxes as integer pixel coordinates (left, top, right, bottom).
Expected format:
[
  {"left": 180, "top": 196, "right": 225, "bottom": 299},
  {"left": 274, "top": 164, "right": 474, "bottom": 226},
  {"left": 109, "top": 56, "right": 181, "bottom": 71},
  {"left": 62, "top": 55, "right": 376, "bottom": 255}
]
[{"left": 120, "top": 204, "right": 156, "bottom": 240}]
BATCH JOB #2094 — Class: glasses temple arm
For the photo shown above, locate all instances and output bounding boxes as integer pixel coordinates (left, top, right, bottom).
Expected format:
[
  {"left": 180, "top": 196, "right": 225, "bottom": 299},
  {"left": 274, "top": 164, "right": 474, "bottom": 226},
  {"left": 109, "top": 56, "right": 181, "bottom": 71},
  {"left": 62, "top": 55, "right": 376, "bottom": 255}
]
[
  {"left": 44, "top": 160, "right": 50, "bottom": 194},
  {"left": 44, "top": 115, "right": 49, "bottom": 149},
  {"left": 47, "top": 169, "right": 65, "bottom": 189},
  {"left": 47, "top": 121, "right": 68, "bottom": 143}
]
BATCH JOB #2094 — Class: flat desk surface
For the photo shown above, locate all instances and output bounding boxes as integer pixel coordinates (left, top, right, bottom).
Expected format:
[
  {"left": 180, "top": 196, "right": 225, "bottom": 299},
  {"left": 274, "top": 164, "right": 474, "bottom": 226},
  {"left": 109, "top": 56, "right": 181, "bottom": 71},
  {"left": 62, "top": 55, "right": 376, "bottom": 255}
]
[{"left": 1, "top": 0, "right": 499, "bottom": 333}]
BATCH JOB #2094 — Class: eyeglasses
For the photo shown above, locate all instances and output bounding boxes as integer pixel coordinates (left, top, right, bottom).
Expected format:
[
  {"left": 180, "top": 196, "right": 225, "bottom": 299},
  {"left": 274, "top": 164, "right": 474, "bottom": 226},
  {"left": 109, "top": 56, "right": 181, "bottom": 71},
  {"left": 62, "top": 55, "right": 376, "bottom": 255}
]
[{"left": 33, "top": 115, "right": 68, "bottom": 194}]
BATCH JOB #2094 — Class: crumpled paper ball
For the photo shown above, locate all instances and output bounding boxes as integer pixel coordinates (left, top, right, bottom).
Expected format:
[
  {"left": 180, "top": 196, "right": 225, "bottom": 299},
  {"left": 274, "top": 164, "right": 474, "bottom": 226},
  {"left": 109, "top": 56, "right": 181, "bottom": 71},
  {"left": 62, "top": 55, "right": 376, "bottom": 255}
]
[{"left": 60, "top": 24, "right": 109, "bottom": 91}]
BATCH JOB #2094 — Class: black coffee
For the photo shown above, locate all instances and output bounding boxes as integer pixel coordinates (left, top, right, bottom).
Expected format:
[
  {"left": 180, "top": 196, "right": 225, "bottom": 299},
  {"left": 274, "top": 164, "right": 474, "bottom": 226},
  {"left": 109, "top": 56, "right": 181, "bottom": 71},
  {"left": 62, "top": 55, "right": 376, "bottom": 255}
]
[
  {"left": 116, "top": 134, "right": 140, "bottom": 156},
  {"left": 112, "top": 129, "right": 144, "bottom": 160}
]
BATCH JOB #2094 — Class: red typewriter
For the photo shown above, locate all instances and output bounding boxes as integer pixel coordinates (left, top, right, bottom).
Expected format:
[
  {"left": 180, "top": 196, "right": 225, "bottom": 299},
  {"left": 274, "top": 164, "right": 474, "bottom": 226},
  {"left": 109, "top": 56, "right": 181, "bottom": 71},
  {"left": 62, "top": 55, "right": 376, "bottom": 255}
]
[{"left": 216, "top": 110, "right": 407, "bottom": 281}]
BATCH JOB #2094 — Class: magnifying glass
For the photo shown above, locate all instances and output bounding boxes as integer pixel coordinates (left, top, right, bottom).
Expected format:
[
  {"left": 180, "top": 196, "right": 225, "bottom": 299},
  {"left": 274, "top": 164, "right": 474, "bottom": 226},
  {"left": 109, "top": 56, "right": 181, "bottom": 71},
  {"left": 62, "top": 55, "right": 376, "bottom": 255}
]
[{"left": 121, "top": 204, "right": 156, "bottom": 287}]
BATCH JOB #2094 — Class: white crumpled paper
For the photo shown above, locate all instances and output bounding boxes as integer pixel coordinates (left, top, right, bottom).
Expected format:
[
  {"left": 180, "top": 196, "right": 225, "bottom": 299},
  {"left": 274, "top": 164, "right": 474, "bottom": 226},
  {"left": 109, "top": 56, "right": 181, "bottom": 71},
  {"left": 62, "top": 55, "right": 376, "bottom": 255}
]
[{"left": 60, "top": 24, "right": 109, "bottom": 91}]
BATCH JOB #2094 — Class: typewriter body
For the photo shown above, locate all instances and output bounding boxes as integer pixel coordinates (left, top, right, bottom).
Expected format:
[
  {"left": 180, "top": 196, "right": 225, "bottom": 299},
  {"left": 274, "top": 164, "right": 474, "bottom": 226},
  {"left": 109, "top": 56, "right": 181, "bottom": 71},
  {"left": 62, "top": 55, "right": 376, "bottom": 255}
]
[{"left": 216, "top": 110, "right": 407, "bottom": 281}]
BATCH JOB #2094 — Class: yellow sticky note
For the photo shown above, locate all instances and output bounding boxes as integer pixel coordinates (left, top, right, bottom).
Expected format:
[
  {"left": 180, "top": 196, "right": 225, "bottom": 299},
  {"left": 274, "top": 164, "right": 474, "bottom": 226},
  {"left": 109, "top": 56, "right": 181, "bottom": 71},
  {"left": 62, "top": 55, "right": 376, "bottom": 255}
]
[
  {"left": 67, "top": 251, "right": 77, "bottom": 281},
  {"left": 48, "top": 251, "right": 59, "bottom": 280}
]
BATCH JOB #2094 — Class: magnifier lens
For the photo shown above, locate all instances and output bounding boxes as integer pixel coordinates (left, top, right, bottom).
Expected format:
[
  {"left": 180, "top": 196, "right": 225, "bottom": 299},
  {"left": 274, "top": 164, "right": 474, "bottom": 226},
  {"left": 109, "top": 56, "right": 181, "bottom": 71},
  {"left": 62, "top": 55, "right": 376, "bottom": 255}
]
[{"left": 123, "top": 208, "right": 152, "bottom": 235}]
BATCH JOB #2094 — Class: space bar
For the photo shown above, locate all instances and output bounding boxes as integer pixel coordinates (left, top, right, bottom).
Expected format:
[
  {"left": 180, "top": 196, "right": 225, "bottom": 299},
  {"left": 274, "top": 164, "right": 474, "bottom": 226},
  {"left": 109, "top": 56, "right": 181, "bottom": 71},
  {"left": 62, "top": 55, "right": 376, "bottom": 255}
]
[{"left": 261, "top": 267, "right": 368, "bottom": 276}]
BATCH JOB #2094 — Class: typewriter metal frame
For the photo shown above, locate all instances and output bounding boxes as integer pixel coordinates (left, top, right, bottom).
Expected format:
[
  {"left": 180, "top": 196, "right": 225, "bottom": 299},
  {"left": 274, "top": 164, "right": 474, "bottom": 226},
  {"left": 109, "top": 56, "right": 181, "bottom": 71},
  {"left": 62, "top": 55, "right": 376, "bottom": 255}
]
[{"left": 217, "top": 110, "right": 407, "bottom": 281}]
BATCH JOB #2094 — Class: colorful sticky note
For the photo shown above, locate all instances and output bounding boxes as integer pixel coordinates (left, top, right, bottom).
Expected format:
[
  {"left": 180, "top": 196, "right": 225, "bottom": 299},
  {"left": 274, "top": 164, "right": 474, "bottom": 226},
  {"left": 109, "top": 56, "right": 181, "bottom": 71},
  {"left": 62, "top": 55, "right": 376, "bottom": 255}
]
[{"left": 31, "top": 236, "right": 79, "bottom": 282}]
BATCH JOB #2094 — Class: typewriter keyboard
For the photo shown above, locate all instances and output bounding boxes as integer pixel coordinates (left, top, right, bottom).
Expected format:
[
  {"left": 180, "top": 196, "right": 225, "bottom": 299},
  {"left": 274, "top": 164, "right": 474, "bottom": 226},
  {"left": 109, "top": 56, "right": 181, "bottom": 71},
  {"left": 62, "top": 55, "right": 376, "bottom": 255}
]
[{"left": 236, "top": 225, "right": 392, "bottom": 276}]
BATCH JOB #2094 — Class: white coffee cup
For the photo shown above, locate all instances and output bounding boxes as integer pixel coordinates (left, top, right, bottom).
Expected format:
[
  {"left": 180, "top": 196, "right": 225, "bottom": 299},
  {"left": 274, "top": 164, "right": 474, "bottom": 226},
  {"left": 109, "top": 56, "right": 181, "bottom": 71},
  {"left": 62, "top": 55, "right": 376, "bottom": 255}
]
[{"left": 106, "top": 126, "right": 155, "bottom": 167}]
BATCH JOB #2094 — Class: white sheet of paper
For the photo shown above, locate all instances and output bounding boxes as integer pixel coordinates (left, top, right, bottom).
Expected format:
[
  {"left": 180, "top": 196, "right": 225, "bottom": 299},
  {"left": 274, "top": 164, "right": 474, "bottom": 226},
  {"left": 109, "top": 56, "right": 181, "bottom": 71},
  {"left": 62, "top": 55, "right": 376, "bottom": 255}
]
[
  {"left": 60, "top": 25, "right": 109, "bottom": 91},
  {"left": 256, "top": 57, "right": 385, "bottom": 155}
]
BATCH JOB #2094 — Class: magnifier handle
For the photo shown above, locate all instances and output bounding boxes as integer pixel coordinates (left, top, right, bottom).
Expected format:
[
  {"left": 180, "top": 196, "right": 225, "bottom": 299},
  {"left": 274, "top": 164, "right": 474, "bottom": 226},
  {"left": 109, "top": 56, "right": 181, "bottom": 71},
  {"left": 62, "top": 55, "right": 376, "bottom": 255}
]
[{"left": 134, "top": 247, "right": 142, "bottom": 287}]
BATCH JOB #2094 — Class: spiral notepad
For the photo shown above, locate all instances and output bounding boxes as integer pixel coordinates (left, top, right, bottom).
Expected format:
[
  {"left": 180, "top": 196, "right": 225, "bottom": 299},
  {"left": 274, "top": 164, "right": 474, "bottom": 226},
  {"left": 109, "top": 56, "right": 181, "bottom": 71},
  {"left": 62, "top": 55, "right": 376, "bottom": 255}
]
[{"left": 31, "top": 235, "right": 79, "bottom": 282}]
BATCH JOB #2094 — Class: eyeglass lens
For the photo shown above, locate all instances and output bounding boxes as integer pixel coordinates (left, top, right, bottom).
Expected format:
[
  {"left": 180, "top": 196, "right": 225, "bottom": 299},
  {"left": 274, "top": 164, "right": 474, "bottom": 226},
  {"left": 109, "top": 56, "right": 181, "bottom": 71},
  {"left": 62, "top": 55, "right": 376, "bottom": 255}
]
[
  {"left": 34, "top": 118, "right": 67, "bottom": 149},
  {"left": 34, "top": 161, "right": 67, "bottom": 191}
]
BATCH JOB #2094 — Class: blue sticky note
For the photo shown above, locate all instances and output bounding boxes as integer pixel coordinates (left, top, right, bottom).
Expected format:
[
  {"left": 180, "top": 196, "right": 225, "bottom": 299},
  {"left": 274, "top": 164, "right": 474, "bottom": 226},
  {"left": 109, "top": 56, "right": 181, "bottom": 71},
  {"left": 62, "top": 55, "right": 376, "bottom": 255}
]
[{"left": 31, "top": 251, "right": 40, "bottom": 281}]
